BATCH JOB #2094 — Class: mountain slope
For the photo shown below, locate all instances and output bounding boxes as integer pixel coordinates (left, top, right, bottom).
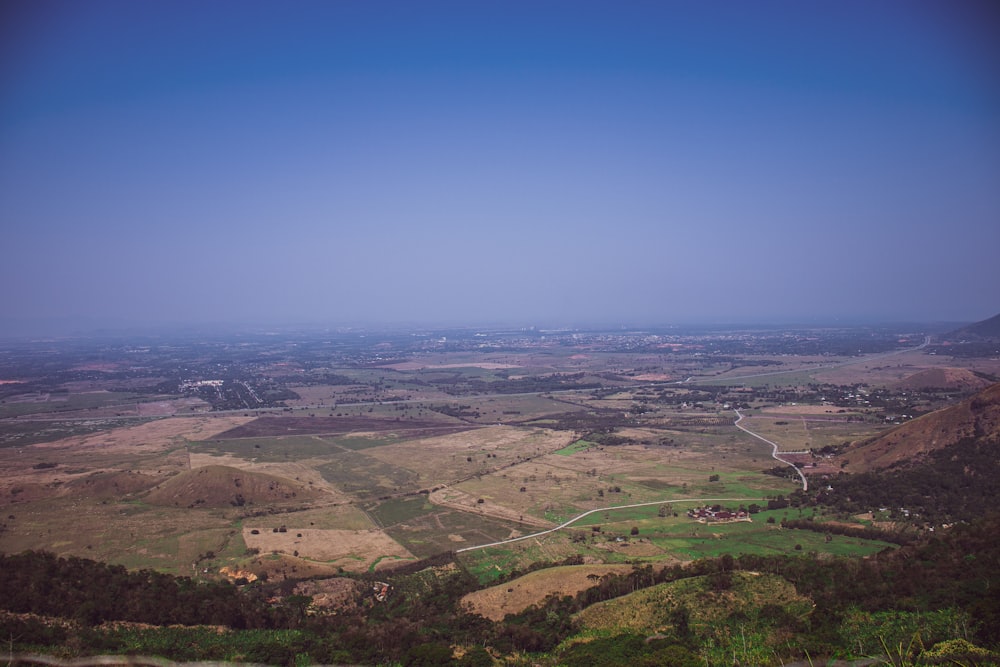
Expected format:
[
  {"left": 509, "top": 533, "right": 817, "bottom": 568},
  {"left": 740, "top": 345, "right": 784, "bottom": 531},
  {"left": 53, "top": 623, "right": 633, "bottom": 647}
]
[
  {"left": 838, "top": 383, "right": 1000, "bottom": 472},
  {"left": 144, "top": 465, "right": 317, "bottom": 508},
  {"left": 944, "top": 312, "right": 1000, "bottom": 341},
  {"left": 894, "top": 367, "right": 992, "bottom": 392}
]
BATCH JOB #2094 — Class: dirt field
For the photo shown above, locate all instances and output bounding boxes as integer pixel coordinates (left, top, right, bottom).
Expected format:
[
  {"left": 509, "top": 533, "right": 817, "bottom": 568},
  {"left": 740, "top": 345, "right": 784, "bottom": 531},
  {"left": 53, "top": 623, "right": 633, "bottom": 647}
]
[
  {"left": 0, "top": 415, "right": 252, "bottom": 497},
  {"left": 363, "top": 425, "right": 574, "bottom": 484},
  {"left": 813, "top": 350, "right": 1000, "bottom": 386},
  {"left": 186, "top": 452, "right": 350, "bottom": 500},
  {"left": 460, "top": 563, "right": 641, "bottom": 620},
  {"left": 242, "top": 526, "right": 415, "bottom": 572},
  {"left": 429, "top": 486, "right": 553, "bottom": 528},
  {"left": 738, "top": 415, "right": 884, "bottom": 452},
  {"left": 381, "top": 361, "right": 520, "bottom": 371},
  {"left": 31, "top": 415, "right": 251, "bottom": 454},
  {"left": 213, "top": 415, "right": 471, "bottom": 439}
]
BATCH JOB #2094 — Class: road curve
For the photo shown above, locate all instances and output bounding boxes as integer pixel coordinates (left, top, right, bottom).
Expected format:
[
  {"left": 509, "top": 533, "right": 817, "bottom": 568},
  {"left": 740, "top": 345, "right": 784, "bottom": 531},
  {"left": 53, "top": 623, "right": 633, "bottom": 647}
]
[
  {"left": 734, "top": 409, "right": 808, "bottom": 491},
  {"left": 455, "top": 496, "right": 760, "bottom": 553}
]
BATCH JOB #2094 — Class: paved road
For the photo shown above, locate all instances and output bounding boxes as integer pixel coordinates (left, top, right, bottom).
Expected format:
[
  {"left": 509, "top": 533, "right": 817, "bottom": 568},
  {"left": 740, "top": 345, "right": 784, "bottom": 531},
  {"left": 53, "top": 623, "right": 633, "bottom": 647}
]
[
  {"left": 734, "top": 409, "right": 808, "bottom": 491},
  {"left": 455, "top": 495, "right": 761, "bottom": 553},
  {"left": 456, "top": 402, "right": 818, "bottom": 553}
]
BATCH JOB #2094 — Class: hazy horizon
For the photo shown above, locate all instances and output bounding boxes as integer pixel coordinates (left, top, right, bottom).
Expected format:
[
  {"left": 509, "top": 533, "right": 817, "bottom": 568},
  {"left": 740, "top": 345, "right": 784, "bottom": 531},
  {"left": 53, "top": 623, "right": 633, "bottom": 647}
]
[
  {"left": 0, "top": 312, "right": 980, "bottom": 341},
  {"left": 3, "top": 1, "right": 998, "bottom": 335}
]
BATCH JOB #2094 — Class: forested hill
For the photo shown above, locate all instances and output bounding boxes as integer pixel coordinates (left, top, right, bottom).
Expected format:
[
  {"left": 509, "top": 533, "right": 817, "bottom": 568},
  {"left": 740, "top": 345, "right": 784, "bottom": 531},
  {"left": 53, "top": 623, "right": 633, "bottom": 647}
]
[
  {"left": 803, "top": 383, "right": 1000, "bottom": 526},
  {"left": 3, "top": 515, "right": 1000, "bottom": 664}
]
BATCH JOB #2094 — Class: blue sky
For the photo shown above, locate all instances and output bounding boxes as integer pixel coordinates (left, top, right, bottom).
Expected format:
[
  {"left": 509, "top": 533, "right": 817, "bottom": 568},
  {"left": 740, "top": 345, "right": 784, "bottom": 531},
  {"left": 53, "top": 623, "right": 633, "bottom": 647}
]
[{"left": 2, "top": 1, "right": 998, "bottom": 333}]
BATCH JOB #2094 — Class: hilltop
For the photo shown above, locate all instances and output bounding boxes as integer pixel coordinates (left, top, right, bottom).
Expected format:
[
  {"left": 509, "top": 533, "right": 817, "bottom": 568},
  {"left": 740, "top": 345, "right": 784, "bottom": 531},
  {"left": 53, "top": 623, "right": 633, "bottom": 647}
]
[
  {"left": 893, "top": 367, "right": 992, "bottom": 392},
  {"left": 144, "top": 465, "right": 318, "bottom": 508},
  {"left": 943, "top": 312, "right": 1000, "bottom": 341},
  {"left": 837, "top": 382, "right": 1000, "bottom": 472}
]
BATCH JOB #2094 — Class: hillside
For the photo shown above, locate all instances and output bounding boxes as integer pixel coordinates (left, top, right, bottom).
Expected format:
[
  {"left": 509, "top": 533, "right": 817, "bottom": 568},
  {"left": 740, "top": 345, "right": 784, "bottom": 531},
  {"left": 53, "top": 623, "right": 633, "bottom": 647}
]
[
  {"left": 893, "top": 367, "right": 992, "bottom": 392},
  {"left": 838, "top": 382, "right": 1000, "bottom": 472},
  {"left": 144, "top": 465, "right": 317, "bottom": 508},
  {"left": 944, "top": 312, "right": 1000, "bottom": 341},
  {"left": 574, "top": 571, "right": 811, "bottom": 636},
  {"left": 65, "top": 470, "right": 160, "bottom": 499},
  {"left": 461, "top": 564, "right": 638, "bottom": 621}
]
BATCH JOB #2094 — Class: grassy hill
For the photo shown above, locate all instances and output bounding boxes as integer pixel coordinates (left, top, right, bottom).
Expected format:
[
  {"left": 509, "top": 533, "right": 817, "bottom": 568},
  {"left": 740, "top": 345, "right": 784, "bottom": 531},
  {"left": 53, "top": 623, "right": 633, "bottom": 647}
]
[
  {"left": 144, "top": 465, "right": 317, "bottom": 508},
  {"left": 65, "top": 470, "right": 160, "bottom": 499},
  {"left": 838, "top": 382, "right": 1000, "bottom": 472},
  {"left": 574, "top": 571, "right": 811, "bottom": 636}
]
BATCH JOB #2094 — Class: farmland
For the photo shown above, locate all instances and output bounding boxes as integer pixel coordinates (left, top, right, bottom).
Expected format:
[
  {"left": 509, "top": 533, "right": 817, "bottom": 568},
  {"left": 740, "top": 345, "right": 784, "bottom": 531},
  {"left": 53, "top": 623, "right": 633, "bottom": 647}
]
[
  {"left": 2, "top": 323, "right": 999, "bottom": 665},
  {"left": 2, "top": 325, "right": 984, "bottom": 581}
]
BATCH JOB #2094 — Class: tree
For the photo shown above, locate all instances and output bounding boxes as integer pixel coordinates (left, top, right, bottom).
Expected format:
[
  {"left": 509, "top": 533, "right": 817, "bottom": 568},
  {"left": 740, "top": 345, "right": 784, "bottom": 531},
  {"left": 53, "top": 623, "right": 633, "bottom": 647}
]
[{"left": 404, "top": 641, "right": 455, "bottom": 666}]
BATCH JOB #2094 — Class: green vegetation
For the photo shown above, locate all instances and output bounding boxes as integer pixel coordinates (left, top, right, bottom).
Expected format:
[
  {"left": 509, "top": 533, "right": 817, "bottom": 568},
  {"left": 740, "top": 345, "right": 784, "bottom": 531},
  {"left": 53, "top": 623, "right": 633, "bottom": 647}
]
[
  {"left": 0, "top": 417, "right": 149, "bottom": 448},
  {"left": 1, "top": 328, "right": 996, "bottom": 665},
  {"left": 383, "top": 507, "right": 524, "bottom": 558},
  {"left": 368, "top": 496, "right": 435, "bottom": 526},
  {"left": 554, "top": 439, "right": 593, "bottom": 456},
  {"left": 0, "top": 392, "right": 147, "bottom": 419}
]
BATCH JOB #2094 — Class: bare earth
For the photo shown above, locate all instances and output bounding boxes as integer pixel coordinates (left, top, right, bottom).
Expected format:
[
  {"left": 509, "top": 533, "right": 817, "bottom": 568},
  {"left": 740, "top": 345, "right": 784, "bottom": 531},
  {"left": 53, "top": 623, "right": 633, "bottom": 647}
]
[
  {"left": 461, "top": 564, "right": 641, "bottom": 621},
  {"left": 243, "top": 527, "right": 415, "bottom": 573},
  {"left": 0, "top": 415, "right": 252, "bottom": 496},
  {"left": 430, "top": 486, "right": 553, "bottom": 529}
]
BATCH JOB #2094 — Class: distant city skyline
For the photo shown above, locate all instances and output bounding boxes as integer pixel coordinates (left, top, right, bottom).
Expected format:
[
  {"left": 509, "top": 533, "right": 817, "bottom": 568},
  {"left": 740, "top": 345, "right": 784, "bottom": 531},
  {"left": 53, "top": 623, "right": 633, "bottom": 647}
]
[{"left": 2, "top": 1, "right": 998, "bottom": 336}]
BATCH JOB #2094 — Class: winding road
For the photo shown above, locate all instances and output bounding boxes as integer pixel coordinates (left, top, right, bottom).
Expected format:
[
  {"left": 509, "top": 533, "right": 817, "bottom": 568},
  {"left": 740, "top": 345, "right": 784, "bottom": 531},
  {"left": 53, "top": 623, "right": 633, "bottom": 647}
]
[
  {"left": 456, "top": 407, "right": 812, "bottom": 553},
  {"left": 734, "top": 409, "right": 808, "bottom": 491},
  {"left": 455, "top": 495, "right": 760, "bottom": 553}
]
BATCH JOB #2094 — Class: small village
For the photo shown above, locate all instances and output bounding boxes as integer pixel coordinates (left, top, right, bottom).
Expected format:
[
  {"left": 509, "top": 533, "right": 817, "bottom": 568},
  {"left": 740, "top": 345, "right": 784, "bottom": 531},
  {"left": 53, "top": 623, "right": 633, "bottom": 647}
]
[{"left": 686, "top": 505, "right": 751, "bottom": 523}]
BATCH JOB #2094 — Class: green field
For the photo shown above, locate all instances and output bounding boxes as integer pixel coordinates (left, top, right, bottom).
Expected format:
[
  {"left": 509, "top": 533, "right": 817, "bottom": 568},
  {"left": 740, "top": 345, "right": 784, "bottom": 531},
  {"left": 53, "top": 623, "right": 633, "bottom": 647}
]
[
  {"left": 0, "top": 392, "right": 147, "bottom": 418},
  {"left": 383, "top": 507, "right": 525, "bottom": 559},
  {"left": 457, "top": 505, "right": 894, "bottom": 583},
  {"left": 554, "top": 439, "right": 593, "bottom": 456}
]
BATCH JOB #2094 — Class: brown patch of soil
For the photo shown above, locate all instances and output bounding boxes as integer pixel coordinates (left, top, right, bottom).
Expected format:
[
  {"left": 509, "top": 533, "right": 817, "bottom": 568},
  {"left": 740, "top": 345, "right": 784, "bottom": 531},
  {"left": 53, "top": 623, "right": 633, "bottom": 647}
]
[
  {"left": 65, "top": 470, "right": 160, "bottom": 498},
  {"left": 144, "top": 465, "right": 318, "bottom": 508},
  {"left": 214, "top": 416, "right": 476, "bottom": 439},
  {"left": 292, "top": 577, "right": 363, "bottom": 610},
  {"left": 243, "top": 526, "right": 414, "bottom": 573},
  {"left": 461, "top": 564, "right": 640, "bottom": 621},
  {"left": 894, "top": 367, "right": 992, "bottom": 391},
  {"left": 429, "top": 486, "right": 553, "bottom": 529},
  {"left": 245, "top": 554, "right": 343, "bottom": 582},
  {"left": 26, "top": 415, "right": 252, "bottom": 454}
]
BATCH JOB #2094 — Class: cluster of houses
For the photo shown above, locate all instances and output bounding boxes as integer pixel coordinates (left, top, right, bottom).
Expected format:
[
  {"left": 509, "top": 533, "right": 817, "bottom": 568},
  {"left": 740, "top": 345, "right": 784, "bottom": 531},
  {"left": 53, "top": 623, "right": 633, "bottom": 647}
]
[{"left": 687, "top": 505, "right": 750, "bottom": 522}]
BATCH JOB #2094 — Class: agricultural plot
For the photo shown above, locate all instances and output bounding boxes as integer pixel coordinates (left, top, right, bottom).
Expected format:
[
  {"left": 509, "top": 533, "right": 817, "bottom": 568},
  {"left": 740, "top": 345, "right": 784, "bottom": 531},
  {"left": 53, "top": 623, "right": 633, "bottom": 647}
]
[
  {"left": 1, "top": 496, "right": 247, "bottom": 576},
  {"left": 461, "top": 563, "right": 641, "bottom": 620},
  {"left": 242, "top": 526, "right": 414, "bottom": 573},
  {"left": 381, "top": 504, "right": 528, "bottom": 558},
  {"left": 0, "top": 326, "right": 961, "bottom": 584},
  {"left": 316, "top": 450, "right": 421, "bottom": 499},
  {"left": 211, "top": 415, "right": 468, "bottom": 439},
  {"left": 363, "top": 425, "right": 572, "bottom": 485},
  {"left": 736, "top": 413, "right": 884, "bottom": 452},
  {"left": 456, "top": 502, "right": 894, "bottom": 585},
  {"left": 0, "top": 416, "right": 150, "bottom": 448},
  {"left": 0, "top": 391, "right": 147, "bottom": 419}
]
